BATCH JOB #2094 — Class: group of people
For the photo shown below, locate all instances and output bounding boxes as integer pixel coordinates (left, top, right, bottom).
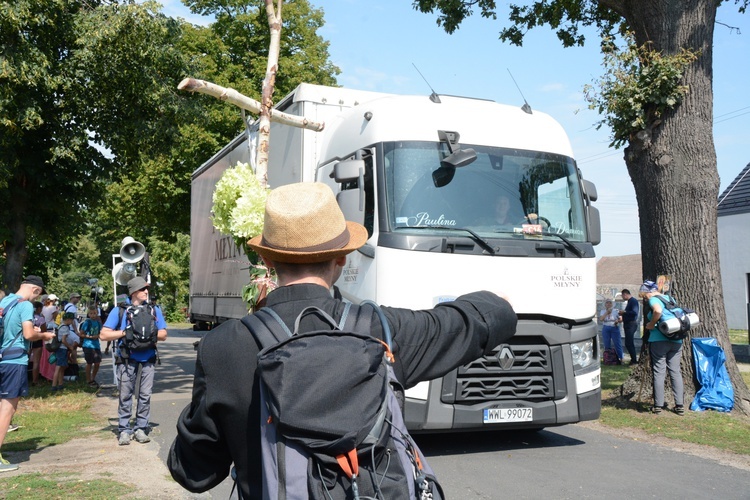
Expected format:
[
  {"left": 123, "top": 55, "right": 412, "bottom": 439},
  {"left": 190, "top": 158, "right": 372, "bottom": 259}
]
[
  {"left": 0, "top": 272, "right": 168, "bottom": 472},
  {"left": 600, "top": 282, "right": 686, "bottom": 416},
  {"left": 25, "top": 291, "right": 103, "bottom": 392}
]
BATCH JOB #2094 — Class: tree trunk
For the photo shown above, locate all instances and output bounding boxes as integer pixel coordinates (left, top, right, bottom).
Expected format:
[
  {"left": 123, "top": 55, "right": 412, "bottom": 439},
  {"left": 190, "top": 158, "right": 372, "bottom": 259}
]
[
  {"left": 2, "top": 185, "right": 30, "bottom": 293},
  {"left": 617, "top": 0, "right": 750, "bottom": 414}
]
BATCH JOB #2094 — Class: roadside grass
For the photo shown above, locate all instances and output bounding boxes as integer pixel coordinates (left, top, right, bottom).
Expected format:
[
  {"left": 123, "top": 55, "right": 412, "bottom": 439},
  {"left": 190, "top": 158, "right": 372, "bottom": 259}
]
[
  {"left": 0, "top": 378, "right": 136, "bottom": 497},
  {"left": 0, "top": 472, "right": 133, "bottom": 499},
  {"left": 2, "top": 379, "right": 102, "bottom": 452},
  {"left": 599, "top": 364, "right": 750, "bottom": 456},
  {"left": 729, "top": 329, "right": 749, "bottom": 344}
]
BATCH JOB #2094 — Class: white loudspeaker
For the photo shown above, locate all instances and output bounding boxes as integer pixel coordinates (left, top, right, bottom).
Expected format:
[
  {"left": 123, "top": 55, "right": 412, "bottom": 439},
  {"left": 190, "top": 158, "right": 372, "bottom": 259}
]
[
  {"left": 112, "top": 262, "right": 138, "bottom": 286},
  {"left": 120, "top": 236, "right": 145, "bottom": 264}
]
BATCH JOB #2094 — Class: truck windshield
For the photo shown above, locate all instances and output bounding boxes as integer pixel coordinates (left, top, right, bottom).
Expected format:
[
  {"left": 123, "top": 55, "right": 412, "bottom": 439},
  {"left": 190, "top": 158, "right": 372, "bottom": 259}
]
[{"left": 383, "top": 141, "right": 588, "bottom": 242}]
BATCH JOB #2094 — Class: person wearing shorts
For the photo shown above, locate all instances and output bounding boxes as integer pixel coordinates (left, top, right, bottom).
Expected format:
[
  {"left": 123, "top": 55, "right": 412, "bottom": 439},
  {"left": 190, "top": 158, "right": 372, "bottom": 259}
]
[
  {"left": 80, "top": 306, "right": 102, "bottom": 387},
  {"left": 0, "top": 276, "right": 56, "bottom": 471}
]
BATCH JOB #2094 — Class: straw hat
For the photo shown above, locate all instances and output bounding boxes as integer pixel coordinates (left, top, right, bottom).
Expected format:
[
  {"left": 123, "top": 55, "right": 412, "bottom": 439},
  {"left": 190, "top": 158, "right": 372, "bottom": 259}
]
[{"left": 248, "top": 183, "right": 368, "bottom": 264}]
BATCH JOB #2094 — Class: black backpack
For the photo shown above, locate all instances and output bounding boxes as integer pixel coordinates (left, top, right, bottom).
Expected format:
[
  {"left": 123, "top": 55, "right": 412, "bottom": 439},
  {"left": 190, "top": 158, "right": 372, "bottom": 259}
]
[
  {"left": 0, "top": 299, "right": 26, "bottom": 361},
  {"left": 240, "top": 301, "right": 443, "bottom": 500},
  {"left": 119, "top": 303, "right": 158, "bottom": 355}
]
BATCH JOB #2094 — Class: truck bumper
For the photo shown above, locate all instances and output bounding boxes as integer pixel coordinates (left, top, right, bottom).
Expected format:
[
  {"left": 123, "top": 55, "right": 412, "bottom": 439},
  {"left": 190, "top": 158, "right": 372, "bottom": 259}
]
[{"left": 405, "top": 319, "right": 601, "bottom": 431}]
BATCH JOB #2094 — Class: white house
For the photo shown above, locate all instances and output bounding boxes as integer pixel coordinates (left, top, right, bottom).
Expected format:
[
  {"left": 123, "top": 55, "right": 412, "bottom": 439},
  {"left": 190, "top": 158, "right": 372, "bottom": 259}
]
[{"left": 717, "top": 162, "right": 750, "bottom": 329}]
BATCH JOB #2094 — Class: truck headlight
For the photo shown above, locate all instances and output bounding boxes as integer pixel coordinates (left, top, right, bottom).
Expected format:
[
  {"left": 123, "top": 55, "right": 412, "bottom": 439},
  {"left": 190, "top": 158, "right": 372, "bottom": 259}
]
[{"left": 572, "top": 339, "right": 595, "bottom": 371}]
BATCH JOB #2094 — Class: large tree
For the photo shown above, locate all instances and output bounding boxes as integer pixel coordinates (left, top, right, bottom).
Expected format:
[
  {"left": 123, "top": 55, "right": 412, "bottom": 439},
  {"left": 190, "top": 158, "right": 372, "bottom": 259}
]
[
  {"left": 413, "top": 0, "right": 750, "bottom": 413},
  {"left": 0, "top": 0, "right": 193, "bottom": 289},
  {"left": 0, "top": 0, "right": 107, "bottom": 289}
]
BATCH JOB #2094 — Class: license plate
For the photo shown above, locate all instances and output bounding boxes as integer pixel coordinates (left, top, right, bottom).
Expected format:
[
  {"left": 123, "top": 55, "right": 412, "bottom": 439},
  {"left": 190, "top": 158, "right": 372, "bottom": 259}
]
[{"left": 483, "top": 407, "right": 533, "bottom": 423}]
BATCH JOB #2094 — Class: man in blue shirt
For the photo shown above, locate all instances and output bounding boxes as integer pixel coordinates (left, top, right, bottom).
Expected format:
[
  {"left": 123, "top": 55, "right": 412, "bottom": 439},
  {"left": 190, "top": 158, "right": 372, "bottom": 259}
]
[
  {"left": 101, "top": 276, "right": 167, "bottom": 446},
  {"left": 0, "top": 276, "right": 56, "bottom": 471}
]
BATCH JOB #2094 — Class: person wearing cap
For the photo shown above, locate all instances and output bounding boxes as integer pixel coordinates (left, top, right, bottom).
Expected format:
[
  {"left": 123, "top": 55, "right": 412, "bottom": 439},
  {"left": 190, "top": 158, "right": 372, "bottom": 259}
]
[
  {"left": 100, "top": 276, "right": 167, "bottom": 446},
  {"left": 168, "top": 182, "right": 517, "bottom": 498},
  {"left": 0, "top": 275, "right": 57, "bottom": 471},
  {"left": 64, "top": 292, "right": 82, "bottom": 325},
  {"left": 640, "top": 280, "right": 685, "bottom": 415},
  {"left": 42, "top": 294, "right": 59, "bottom": 324}
]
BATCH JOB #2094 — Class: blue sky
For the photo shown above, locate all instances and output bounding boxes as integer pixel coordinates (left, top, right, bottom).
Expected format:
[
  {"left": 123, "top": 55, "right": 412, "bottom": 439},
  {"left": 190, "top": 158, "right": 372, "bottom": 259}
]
[{"left": 162, "top": 1, "right": 749, "bottom": 258}]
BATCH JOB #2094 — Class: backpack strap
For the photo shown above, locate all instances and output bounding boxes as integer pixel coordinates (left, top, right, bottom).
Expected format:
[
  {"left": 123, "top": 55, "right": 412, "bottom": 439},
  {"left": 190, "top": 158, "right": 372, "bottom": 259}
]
[
  {"left": 241, "top": 308, "right": 293, "bottom": 350},
  {"left": 0, "top": 299, "right": 28, "bottom": 360},
  {"left": 654, "top": 295, "right": 677, "bottom": 310}
]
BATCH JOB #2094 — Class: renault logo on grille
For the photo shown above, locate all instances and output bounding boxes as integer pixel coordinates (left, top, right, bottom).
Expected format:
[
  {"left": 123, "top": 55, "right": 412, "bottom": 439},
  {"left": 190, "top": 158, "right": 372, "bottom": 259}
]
[{"left": 496, "top": 345, "right": 514, "bottom": 370}]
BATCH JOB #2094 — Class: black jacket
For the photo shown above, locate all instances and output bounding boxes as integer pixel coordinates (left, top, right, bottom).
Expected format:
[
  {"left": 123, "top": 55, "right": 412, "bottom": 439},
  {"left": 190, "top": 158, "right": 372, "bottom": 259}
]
[{"left": 168, "top": 284, "right": 516, "bottom": 499}]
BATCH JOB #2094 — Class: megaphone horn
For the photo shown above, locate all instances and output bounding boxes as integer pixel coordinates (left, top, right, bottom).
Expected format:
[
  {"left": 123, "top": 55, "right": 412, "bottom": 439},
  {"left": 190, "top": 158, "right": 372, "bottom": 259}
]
[
  {"left": 112, "top": 262, "right": 138, "bottom": 286},
  {"left": 120, "top": 236, "right": 145, "bottom": 264}
]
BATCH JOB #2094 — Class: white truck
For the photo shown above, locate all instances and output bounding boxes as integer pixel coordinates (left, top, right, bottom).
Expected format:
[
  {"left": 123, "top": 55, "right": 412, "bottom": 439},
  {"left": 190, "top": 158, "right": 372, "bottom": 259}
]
[{"left": 190, "top": 83, "right": 602, "bottom": 431}]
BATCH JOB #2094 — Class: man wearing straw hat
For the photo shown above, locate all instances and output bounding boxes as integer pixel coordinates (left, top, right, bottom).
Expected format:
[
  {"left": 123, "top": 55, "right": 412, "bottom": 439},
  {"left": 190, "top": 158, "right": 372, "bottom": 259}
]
[{"left": 169, "top": 182, "right": 517, "bottom": 499}]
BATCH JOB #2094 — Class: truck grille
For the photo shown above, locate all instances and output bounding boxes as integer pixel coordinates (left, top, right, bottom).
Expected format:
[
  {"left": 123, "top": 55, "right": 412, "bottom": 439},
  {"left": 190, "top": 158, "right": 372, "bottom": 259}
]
[{"left": 453, "top": 345, "right": 554, "bottom": 402}]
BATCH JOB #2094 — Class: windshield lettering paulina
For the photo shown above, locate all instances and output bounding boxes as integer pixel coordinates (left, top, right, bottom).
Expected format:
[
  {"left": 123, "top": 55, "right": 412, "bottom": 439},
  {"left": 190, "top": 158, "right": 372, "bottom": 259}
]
[{"left": 383, "top": 141, "right": 587, "bottom": 242}]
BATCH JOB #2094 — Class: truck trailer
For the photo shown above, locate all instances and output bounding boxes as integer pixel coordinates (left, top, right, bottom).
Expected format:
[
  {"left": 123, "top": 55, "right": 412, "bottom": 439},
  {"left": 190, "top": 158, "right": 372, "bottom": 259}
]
[{"left": 190, "top": 83, "right": 602, "bottom": 431}]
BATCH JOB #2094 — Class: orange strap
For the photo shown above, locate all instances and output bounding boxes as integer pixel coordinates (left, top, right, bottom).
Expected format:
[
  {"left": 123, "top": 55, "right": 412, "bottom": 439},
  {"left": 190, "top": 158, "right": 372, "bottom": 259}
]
[
  {"left": 377, "top": 339, "right": 395, "bottom": 364},
  {"left": 336, "top": 449, "right": 359, "bottom": 479}
]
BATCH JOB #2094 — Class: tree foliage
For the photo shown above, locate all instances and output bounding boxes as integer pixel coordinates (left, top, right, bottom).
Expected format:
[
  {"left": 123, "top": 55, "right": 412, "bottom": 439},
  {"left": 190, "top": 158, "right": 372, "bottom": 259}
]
[
  {"left": 1, "top": 0, "right": 340, "bottom": 320},
  {"left": 0, "top": 0, "right": 108, "bottom": 289},
  {"left": 584, "top": 34, "right": 698, "bottom": 148}
]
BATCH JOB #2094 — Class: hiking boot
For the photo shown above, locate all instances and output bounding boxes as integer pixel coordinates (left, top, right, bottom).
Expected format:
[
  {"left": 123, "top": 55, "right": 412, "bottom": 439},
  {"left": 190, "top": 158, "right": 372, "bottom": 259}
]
[
  {"left": 133, "top": 429, "right": 151, "bottom": 444},
  {"left": 0, "top": 454, "right": 18, "bottom": 473},
  {"left": 118, "top": 431, "right": 132, "bottom": 446},
  {"left": 674, "top": 405, "right": 685, "bottom": 416},
  {"left": 651, "top": 405, "right": 663, "bottom": 414}
]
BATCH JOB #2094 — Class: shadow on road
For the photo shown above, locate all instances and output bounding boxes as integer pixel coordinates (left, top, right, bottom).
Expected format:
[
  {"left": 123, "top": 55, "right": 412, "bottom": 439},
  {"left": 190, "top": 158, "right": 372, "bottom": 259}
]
[{"left": 415, "top": 428, "right": 585, "bottom": 457}]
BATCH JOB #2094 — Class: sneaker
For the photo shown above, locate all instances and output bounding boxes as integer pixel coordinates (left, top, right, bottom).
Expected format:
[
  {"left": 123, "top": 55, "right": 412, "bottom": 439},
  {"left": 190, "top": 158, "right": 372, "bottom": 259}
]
[
  {"left": 7, "top": 424, "right": 20, "bottom": 433},
  {"left": 651, "top": 405, "right": 663, "bottom": 414},
  {"left": 0, "top": 454, "right": 18, "bottom": 472},
  {"left": 133, "top": 429, "right": 151, "bottom": 444},
  {"left": 674, "top": 405, "right": 685, "bottom": 416},
  {"left": 118, "top": 431, "right": 132, "bottom": 446}
]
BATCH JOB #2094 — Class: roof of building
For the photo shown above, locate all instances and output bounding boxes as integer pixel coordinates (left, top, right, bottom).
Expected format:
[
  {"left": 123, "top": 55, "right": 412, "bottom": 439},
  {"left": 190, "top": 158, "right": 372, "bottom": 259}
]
[
  {"left": 597, "top": 254, "right": 643, "bottom": 286},
  {"left": 718, "top": 162, "right": 750, "bottom": 217}
]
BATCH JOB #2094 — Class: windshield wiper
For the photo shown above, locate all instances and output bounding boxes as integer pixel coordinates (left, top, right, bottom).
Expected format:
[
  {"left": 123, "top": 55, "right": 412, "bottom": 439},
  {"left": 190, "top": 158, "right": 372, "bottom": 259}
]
[
  {"left": 404, "top": 226, "right": 496, "bottom": 255},
  {"left": 542, "top": 231, "right": 585, "bottom": 258}
]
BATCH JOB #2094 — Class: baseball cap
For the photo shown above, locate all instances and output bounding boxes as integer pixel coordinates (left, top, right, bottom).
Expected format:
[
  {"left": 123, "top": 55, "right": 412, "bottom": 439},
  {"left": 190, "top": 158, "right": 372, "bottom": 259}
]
[
  {"left": 639, "top": 280, "right": 658, "bottom": 293},
  {"left": 22, "top": 275, "right": 46, "bottom": 294},
  {"left": 69, "top": 292, "right": 82, "bottom": 299},
  {"left": 47, "top": 293, "right": 59, "bottom": 302}
]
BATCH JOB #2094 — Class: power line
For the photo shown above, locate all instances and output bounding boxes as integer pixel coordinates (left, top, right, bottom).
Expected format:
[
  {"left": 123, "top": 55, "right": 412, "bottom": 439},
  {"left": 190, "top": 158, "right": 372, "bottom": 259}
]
[{"left": 577, "top": 104, "right": 750, "bottom": 164}]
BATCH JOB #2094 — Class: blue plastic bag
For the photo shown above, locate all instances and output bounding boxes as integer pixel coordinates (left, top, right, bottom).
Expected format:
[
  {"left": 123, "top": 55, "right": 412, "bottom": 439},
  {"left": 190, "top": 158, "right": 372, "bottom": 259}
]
[{"left": 690, "top": 337, "right": 734, "bottom": 412}]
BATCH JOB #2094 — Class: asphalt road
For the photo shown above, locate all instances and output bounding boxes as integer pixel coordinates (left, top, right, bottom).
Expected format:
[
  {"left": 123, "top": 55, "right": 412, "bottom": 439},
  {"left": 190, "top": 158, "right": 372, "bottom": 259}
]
[{"left": 137, "top": 328, "right": 750, "bottom": 499}]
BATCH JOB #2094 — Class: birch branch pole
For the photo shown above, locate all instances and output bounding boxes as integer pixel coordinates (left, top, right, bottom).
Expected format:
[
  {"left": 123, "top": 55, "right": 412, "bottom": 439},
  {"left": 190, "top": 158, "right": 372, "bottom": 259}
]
[
  {"left": 255, "top": 0, "right": 282, "bottom": 187},
  {"left": 177, "top": 0, "right": 326, "bottom": 187},
  {"left": 176, "top": 78, "right": 325, "bottom": 132}
]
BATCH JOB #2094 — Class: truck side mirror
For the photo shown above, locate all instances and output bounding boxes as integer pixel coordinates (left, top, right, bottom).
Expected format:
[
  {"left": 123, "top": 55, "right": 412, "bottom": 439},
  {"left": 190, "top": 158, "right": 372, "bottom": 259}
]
[
  {"left": 582, "top": 179, "right": 598, "bottom": 202},
  {"left": 587, "top": 205, "right": 601, "bottom": 246}
]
